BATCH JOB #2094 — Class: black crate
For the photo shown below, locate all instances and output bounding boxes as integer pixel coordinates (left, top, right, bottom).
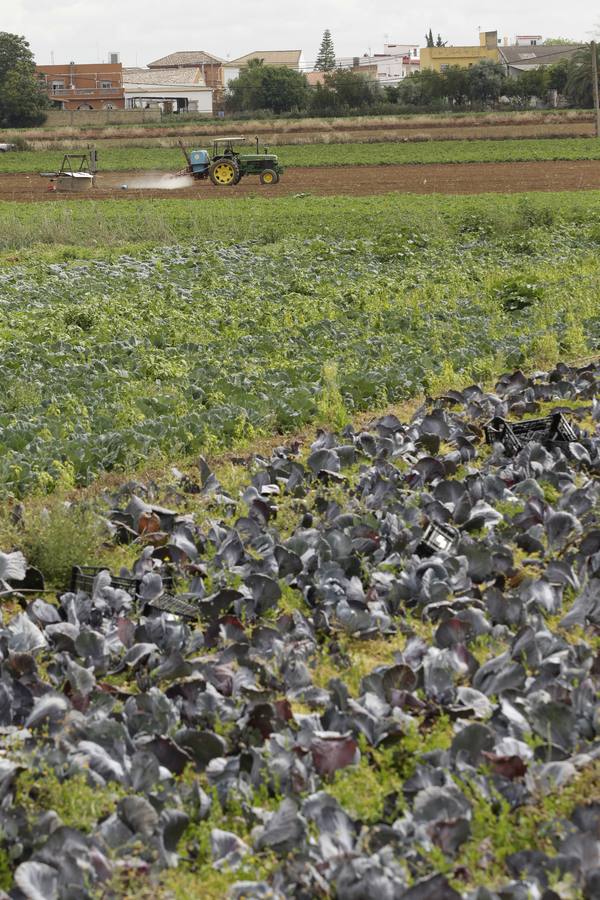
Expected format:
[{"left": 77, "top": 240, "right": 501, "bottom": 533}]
[
  {"left": 485, "top": 413, "right": 577, "bottom": 455},
  {"left": 484, "top": 417, "right": 522, "bottom": 455},
  {"left": 417, "top": 521, "right": 458, "bottom": 557},
  {"left": 146, "top": 594, "right": 202, "bottom": 618},
  {"left": 70, "top": 565, "right": 173, "bottom": 597}
]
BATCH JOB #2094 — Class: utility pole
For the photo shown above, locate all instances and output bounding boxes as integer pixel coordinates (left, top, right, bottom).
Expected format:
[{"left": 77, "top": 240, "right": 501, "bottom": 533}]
[{"left": 592, "top": 41, "right": 600, "bottom": 138}]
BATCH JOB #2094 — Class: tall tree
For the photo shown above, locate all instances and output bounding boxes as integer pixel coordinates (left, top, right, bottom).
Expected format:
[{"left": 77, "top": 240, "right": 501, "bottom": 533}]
[
  {"left": 435, "top": 34, "right": 447, "bottom": 47},
  {"left": 397, "top": 69, "right": 444, "bottom": 106},
  {"left": 315, "top": 30, "right": 336, "bottom": 72},
  {"left": 547, "top": 59, "right": 569, "bottom": 93},
  {"left": 466, "top": 60, "right": 506, "bottom": 105},
  {"left": 0, "top": 32, "right": 47, "bottom": 126},
  {"left": 442, "top": 66, "right": 469, "bottom": 106},
  {"left": 226, "top": 64, "right": 309, "bottom": 113},
  {"left": 310, "top": 69, "right": 381, "bottom": 114},
  {"left": 505, "top": 67, "right": 549, "bottom": 107},
  {"left": 566, "top": 43, "right": 600, "bottom": 108},
  {"left": 425, "top": 29, "right": 434, "bottom": 48}
]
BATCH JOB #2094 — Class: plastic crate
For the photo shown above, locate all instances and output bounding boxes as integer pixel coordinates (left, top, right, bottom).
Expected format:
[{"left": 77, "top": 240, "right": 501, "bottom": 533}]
[
  {"left": 417, "top": 522, "right": 458, "bottom": 557},
  {"left": 70, "top": 565, "right": 173, "bottom": 597},
  {"left": 146, "top": 594, "right": 202, "bottom": 618},
  {"left": 484, "top": 413, "right": 577, "bottom": 455},
  {"left": 484, "top": 417, "right": 522, "bottom": 455}
]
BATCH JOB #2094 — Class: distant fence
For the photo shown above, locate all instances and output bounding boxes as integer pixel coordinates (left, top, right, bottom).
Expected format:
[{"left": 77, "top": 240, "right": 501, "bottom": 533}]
[{"left": 44, "top": 109, "right": 162, "bottom": 126}]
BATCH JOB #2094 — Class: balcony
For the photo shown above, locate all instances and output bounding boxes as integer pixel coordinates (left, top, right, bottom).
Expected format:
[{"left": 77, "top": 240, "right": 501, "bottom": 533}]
[{"left": 48, "top": 87, "right": 124, "bottom": 97}]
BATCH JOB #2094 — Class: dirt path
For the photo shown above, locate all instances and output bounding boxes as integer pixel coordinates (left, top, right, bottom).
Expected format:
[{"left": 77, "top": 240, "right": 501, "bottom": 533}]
[{"left": 2, "top": 159, "right": 600, "bottom": 202}]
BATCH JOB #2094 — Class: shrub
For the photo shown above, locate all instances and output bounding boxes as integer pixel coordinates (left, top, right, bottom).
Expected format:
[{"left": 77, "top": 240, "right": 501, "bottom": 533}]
[{"left": 21, "top": 502, "right": 104, "bottom": 586}]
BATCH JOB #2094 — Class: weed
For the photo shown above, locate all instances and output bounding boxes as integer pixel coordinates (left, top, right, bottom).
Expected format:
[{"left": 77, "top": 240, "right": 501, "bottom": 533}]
[
  {"left": 437, "top": 760, "right": 600, "bottom": 890},
  {"left": 316, "top": 362, "right": 349, "bottom": 429},
  {"left": 0, "top": 850, "right": 11, "bottom": 892},
  {"left": 539, "top": 480, "right": 561, "bottom": 506},
  {"left": 311, "top": 631, "right": 407, "bottom": 695},
  {"left": 328, "top": 743, "right": 405, "bottom": 823},
  {"left": 15, "top": 766, "right": 122, "bottom": 832},
  {"left": 20, "top": 502, "right": 105, "bottom": 586}
]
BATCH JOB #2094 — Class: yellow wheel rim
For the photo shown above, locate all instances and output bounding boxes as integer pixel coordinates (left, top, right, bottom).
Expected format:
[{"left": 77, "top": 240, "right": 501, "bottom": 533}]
[
  {"left": 213, "top": 162, "right": 235, "bottom": 184},
  {"left": 263, "top": 172, "right": 274, "bottom": 183}
]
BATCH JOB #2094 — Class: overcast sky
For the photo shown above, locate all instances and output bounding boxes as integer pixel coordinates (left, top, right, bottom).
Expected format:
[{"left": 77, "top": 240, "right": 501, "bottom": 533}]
[{"left": 4, "top": 1, "right": 597, "bottom": 67}]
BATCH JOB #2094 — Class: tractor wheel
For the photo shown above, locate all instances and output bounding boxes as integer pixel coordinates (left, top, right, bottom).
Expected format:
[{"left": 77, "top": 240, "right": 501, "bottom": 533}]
[
  {"left": 260, "top": 169, "right": 279, "bottom": 185},
  {"left": 209, "top": 159, "right": 239, "bottom": 186}
]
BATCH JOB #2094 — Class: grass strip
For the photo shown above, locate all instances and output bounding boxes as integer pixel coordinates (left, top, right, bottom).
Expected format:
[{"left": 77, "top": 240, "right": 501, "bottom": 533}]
[{"left": 3, "top": 137, "right": 600, "bottom": 174}]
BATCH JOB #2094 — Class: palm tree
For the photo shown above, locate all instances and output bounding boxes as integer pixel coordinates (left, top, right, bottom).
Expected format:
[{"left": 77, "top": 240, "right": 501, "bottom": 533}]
[{"left": 566, "top": 43, "right": 600, "bottom": 107}]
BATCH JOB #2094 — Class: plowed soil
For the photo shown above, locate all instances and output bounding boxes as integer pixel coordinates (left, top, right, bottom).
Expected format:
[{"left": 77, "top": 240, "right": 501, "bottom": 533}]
[
  {"left": 29, "top": 122, "right": 594, "bottom": 149},
  {"left": 2, "top": 159, "right": 600, "bottom": 202},
  {"left": 9, "top": 112, "right": 594, "bottom": 149}
]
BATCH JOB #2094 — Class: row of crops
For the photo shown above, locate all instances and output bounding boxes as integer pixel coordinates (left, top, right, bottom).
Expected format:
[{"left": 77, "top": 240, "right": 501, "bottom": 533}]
[
  {"left": 1, "top": 133, "right": 600, "bottom": 900},
  {"left": 1, "top": 196, "right": 599, "bottom": 496},
  {"left": 2, "top": 362, "right": 599, "bottom": 899},
  {"left": 3, "top": 137, "right": 600, "bottom": 173}
]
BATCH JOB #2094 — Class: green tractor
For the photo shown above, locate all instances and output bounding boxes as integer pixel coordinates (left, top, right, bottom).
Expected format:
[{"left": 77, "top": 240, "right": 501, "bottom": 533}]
[{"left": 179, "top": 137, "right": 284, "bottom": 187}]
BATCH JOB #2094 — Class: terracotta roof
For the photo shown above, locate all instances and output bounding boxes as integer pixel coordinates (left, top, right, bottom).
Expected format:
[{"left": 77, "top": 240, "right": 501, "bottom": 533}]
[
  {"left": 499, "top": 44, "right": 583, "bottom": 65},
  {"left": 123, "top": 67, "right": 207, "bottom": 86},
  {"left": 228, "top": 50, "right": 302, "bottom": 68},
  {"left": 147, "top": 51, "right": 224, "bottom": 68}
]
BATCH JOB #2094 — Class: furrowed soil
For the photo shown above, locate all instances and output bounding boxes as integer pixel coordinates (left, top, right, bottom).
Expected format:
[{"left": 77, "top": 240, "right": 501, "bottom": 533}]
[
  {"left": 2, "top": 158, "right": 600, "bottom": 201},
  {"left": 3, "top": 110, "right": 595, "bottom": 148},
  {"left": 18, "top": 122, "right": 598, "bottom": 150}
]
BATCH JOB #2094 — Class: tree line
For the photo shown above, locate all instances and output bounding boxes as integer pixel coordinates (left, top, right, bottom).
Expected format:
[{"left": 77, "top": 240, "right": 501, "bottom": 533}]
[
  {"left": 0, "top": 32, "right": 47, "bottom": 127},
  {"left": 226, "top": 52, "right": 599, "bottom": 116},
  {"left": 386, "top": 47, "right": 598, "bottom": 110},
  {"left": 0, "top": 27, "right": 598, "bottom": 125}
]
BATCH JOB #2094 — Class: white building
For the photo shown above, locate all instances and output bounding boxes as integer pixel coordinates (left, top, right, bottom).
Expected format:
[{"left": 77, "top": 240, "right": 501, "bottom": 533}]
[
  {"left": 123, "top": 67, "right": 213, "bottom": 113},
  {"left": 515, "top": 35, "right": 543, "bottom": 47},
  {"left": 335, "top": 49, "right": 420, "bottom": 85},
  {"left": 384, "top": 42, "right": 420, "bottom": 59},
  {"left": 223, "top": 50, "right": 305, "bottom": 87}
]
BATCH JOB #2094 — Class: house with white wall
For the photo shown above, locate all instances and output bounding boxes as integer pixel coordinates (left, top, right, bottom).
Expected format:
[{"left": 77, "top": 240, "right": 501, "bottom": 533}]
[
  {"left": 223, "top": 50, "right": 305, "bottom": 86},
  {"left": 123, "top": 68, "right": 213, "bottom": 113},
  {"left": 336, "top": 43, "right": 420, "bottom": 85}
]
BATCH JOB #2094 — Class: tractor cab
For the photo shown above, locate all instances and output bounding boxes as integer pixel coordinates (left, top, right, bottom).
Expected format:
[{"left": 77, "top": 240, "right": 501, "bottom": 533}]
[{"left": 212, "top": 137, "right": 247, "bottom": 158}]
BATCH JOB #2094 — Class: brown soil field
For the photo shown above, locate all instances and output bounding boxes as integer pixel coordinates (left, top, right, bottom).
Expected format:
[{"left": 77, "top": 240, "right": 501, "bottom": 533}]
[
  {"left": 23, "top": 122, "right": 596, "bottom": 151},
  {"left": 11, "top": 122, "right": 597, "bottom": 152},
  {"left": 2, "top": 111, "right": 594, "bottom": 149},
  {"left": 2, "top": 159, "right": 600, "bottom": 202}
]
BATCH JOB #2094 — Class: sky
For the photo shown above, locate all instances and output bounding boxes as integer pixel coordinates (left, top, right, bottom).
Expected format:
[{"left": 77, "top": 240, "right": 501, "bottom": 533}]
[{"left": 3, "top": 0, "right": 597, "bottom": 68}]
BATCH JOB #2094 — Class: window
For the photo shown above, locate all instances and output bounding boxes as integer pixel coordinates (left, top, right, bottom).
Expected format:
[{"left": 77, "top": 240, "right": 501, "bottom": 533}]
[
  {"left": 51, "top": 80, "right": 64, "bottom": 92},
  {"left": 440, "top": 64, "right": 449, "bottom": 72},
  {"left": 100, "top": 81, "right": 112, "bottom": 89}
]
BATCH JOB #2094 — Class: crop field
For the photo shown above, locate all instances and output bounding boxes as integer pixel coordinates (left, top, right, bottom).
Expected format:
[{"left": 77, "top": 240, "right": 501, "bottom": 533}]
[
  {"left": 4, "top": 188, "right": 600, "bottom": 250},
  {"left": 0, "top": 156, "right": 599, "bottom": 900},
  {"left": 4, "top": 136, "right": 600, "bottom": 174},
  {"left": 0, "top": 192, "right": 599, "bottom": 496},
  {"left": 1, "top": 362, "right": 600, "bottom": 900}
]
